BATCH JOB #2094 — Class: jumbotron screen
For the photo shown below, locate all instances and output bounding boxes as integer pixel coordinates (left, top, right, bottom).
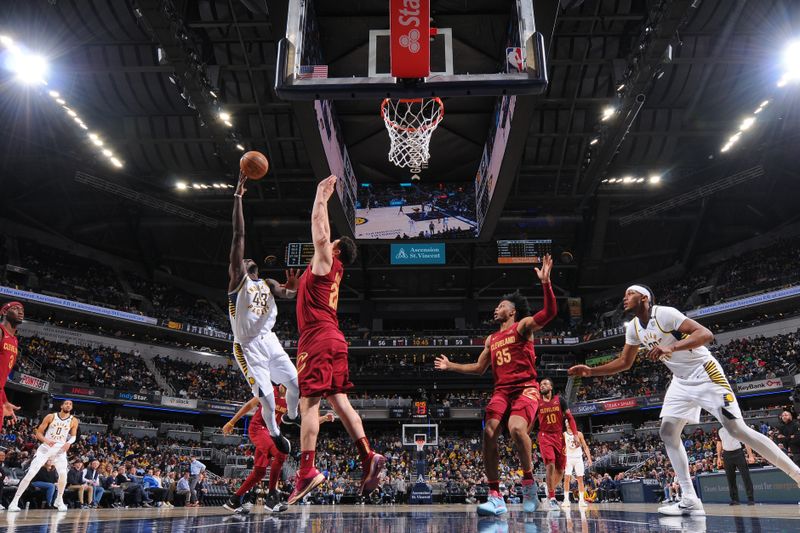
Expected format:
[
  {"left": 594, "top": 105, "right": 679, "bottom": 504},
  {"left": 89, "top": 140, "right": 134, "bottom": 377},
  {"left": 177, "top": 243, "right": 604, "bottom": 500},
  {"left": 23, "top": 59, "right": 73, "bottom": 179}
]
[
  {"left": 285, "top": 242, "right": 315, "bottom": 267},
  {"left": 497, "top": 239, "right": 553, "bottom": 264}
]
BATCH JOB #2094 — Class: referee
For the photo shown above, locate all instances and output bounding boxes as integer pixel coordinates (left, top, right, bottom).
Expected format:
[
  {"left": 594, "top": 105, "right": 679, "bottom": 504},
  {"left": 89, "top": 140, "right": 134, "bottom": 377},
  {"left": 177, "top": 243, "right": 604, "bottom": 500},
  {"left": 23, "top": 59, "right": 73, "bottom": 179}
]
[{"left": 716, "top": 426, "right": 756, "bottom": 505}]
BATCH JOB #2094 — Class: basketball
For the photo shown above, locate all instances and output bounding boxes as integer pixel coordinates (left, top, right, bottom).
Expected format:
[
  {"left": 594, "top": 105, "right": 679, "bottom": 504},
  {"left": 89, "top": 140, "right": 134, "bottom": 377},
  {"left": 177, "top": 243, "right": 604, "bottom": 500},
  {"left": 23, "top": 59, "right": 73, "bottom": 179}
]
[{"left": 240, "top": 151, "right": 269, "bottom": 180}]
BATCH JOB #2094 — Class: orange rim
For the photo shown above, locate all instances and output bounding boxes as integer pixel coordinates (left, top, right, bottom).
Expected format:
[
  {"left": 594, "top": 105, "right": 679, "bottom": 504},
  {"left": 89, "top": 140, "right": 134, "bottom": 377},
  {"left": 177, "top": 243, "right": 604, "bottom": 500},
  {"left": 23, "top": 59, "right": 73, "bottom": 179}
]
[{"left": 381, "top": 97, "right": 445, "bottom": 133}]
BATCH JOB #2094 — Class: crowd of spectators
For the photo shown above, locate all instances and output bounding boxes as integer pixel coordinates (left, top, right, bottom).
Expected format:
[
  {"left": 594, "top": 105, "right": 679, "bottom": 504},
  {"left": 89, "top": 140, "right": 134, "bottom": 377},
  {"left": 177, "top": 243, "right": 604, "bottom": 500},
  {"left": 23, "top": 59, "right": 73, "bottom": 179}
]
[
  {"left": 577, "top": 329, "right": 800, "bottom": 402},
  {"left": 152, "top": 356, "right": 248, "bottom": 403}
]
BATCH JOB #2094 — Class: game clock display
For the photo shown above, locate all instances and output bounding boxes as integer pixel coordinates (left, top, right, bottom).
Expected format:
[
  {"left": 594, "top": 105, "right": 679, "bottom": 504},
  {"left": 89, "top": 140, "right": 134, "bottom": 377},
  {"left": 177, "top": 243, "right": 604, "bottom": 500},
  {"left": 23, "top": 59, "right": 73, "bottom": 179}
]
[
  {"left": 285, "top": 242, "right": 315, "bottom": 267},
  {"left": 497, "top": 239, "right": 552, "bottom": 264}
]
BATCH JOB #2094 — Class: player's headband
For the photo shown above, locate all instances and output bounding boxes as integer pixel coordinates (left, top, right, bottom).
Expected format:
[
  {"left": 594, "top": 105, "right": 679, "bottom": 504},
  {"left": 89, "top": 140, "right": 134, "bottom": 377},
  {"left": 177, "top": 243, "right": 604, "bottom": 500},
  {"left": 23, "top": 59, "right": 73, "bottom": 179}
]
[
  {"left": 0, "top": 301, "right": 23, "bottom": 314},
  {"left": 627, "top": 285, "right": 652, "bottom": 301}
]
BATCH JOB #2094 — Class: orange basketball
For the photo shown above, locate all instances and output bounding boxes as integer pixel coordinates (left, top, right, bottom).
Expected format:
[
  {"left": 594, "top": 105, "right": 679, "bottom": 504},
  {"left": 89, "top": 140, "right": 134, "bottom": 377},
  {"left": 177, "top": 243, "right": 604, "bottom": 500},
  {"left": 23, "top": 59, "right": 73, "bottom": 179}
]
[{"left": 240, "top": 151, "right": 269, "bottom": 180}]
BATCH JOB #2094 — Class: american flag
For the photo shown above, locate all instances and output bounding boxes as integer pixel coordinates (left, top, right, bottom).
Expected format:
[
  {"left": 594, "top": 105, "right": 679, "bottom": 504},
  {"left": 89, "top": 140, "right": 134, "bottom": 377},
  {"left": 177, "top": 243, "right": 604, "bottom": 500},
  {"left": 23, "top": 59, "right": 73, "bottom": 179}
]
[{"left": 297, "top": 65, "right": 328, "bottom": 79}]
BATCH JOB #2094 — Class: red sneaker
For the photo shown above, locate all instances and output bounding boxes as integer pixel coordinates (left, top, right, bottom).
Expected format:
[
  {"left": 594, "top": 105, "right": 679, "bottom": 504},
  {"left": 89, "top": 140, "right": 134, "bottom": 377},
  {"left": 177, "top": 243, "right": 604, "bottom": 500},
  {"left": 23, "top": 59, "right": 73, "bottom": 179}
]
[
  {"left": 288, "top": 468, "right": 326, "bottom": 505},
  {"left": 358, "top": 452, "right": 386, "bottom": 495}
]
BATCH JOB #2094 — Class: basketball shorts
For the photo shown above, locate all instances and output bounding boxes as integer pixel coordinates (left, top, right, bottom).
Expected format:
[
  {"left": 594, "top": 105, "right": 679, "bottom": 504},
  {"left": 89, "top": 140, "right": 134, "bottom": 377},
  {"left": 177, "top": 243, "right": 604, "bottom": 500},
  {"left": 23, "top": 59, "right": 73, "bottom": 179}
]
[
  {"left": 233, "top": 332, "right": 298, "bottom": 399},
  {"left": 249, "top": 423, "right": 286, "bottom": 468},
  {"left": 485, "top": 385, "right": 540, "bottom": 426},
  {"left": 565, "top": 455, "right": 585, "bottom": 477},
  {"left": 538, "top": 431, "right": 566, "bottom": 471},
  {"left": 297, "top": 333, "right": 353, "bottom": 398},
  {"left": 28, "top": 444, "right": 68, "bottom": 476},
  {"left": 660, "top": 356, "right": 742, "bottom": 424}
]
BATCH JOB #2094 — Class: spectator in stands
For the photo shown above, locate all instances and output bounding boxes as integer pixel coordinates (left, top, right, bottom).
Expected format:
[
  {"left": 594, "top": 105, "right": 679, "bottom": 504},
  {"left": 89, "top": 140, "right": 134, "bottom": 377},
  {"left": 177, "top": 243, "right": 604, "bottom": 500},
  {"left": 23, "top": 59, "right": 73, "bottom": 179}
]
[
  {"left": 66, "top": 460, "right": 93, "bottom": 509},
  {"left": 101, "top": 464, "right": 124, "bottom": 508},
  {"left": 176, "top": 472, "right": 191, "bottom": 506},
  {"left": 31, "top": 460, "right": 57, "bottom": 508},
  {"left": 162, "top": 471, "right": 176, "bottom": 507},
  {"left": 116, "top": 465, "right": 148, "bottom": 508},
  {"left": 196, "top": 472, "right": 209, "bottom": 506},
  {"left": 82, "top": 459, "right": 103, "bottom": 508},
  {"left": 143, "top": 468, "right": 167, "bottom": 506},
  {"left": 775, "top": 410, "right": 800, "bottom": 465}
]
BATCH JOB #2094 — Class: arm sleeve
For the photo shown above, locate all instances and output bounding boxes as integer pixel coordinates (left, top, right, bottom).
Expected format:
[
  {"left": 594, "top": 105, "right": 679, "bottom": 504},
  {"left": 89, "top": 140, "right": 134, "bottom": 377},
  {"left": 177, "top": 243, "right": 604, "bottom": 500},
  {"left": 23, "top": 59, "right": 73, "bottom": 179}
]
[
  {"left": 532, "top": 282, "right": 557, "bottom": 326},
  {"left": 560, "top": 397, "right": 579, "bottom": 435}
]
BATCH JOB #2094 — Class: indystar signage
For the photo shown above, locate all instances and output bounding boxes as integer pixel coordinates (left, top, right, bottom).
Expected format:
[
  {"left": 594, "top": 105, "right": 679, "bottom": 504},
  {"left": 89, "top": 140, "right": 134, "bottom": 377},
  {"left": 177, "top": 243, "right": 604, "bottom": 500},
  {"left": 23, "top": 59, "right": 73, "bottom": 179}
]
[{"left": 390, "top": 243, "right": 445, "bottom": 265}]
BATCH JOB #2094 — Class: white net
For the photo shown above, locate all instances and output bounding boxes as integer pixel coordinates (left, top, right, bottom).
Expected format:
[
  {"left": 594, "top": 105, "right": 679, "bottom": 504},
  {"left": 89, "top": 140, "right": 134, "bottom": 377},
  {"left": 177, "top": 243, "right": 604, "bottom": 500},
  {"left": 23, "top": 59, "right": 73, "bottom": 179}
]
[{"left": 381, "top": 97, "right": 444, "bottom": 169}]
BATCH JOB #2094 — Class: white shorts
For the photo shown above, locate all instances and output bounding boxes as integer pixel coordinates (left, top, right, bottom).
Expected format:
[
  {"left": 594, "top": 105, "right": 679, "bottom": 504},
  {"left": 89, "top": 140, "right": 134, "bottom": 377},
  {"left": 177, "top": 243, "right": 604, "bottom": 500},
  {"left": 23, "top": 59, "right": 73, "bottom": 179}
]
[
  {"left": 565, "top": 456, "right": 585, "bottom": 477},
  {"left": 233, "top": 331, "right": 298, "bottom": 398},
  {"left": 660, "top": 357, "right": 742, "bottom": 424},
  {"left": 31, "top": 444, "right": 68, "bottom": 474}
]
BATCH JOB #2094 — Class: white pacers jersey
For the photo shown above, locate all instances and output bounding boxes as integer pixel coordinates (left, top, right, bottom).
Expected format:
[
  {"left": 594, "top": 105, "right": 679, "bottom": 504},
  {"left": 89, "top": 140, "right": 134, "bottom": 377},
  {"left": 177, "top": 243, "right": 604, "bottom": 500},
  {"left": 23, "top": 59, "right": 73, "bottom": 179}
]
[
  {"left": 228, "top": 275, "right": 277, "bottom": 340},
  {"left": 44, "top": 413, "right": 73, "bottom": 444},
  {"left": 625, "top": 305, "right": 713, "bottom": 379},
  {"left": 565, "top": 431, "right": 583, "bottom": 459}
]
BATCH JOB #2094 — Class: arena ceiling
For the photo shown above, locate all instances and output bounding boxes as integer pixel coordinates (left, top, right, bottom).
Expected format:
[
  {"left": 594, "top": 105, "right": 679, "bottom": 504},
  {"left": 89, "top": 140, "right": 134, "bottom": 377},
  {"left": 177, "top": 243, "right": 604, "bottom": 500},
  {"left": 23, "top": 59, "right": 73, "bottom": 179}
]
[{"left": 0, "top": 0, "right": 798, "bottom": 303}]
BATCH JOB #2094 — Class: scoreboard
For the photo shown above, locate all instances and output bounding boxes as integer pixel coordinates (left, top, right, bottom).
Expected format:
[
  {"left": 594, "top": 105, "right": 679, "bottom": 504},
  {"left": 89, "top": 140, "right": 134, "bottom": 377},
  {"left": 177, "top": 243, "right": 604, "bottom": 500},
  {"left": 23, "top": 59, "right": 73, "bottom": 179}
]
[
  {"left": 285, "top": 242, "right": 315, "bottom": 267},
  {"left": 497, "top": 239, "right": 552, "bottom": 264}
]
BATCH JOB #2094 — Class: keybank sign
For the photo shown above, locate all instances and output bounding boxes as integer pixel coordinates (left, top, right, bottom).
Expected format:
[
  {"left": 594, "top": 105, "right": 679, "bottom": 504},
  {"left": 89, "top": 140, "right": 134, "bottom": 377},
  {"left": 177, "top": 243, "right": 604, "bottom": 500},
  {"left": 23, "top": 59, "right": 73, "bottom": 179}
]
[{"left": 391, "top": 243, "right": 446, "bottom": 265}]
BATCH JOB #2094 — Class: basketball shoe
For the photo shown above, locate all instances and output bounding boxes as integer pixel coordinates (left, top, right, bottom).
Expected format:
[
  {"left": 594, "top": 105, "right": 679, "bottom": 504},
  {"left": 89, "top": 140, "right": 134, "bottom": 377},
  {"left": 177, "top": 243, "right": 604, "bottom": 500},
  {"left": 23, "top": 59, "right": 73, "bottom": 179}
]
[{"left": 288, "top": 468, "right": 325, "bottom": 505}]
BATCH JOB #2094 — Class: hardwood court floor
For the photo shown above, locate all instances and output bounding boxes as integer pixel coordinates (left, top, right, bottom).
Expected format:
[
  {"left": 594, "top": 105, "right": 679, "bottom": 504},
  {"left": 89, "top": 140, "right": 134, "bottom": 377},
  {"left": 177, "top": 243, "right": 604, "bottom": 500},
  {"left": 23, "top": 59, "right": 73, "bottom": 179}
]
[{"left": 1, "top": 502, "right": 798, "bottom": 532}]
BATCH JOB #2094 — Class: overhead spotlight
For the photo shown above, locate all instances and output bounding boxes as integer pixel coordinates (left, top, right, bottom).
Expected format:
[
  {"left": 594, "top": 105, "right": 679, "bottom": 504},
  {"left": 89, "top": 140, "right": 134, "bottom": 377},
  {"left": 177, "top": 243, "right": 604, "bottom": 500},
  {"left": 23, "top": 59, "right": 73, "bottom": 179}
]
[
  {"left": 739, "top": 116, "right": 756, "bottom": 131},
  {"left": 781, "top": 39, "right": 800, "bottom": 82},
  {"left": 235, "top": 144, "right": 245, "bottom": 151},
  {"left": 56, "top": 98, "right": 65, "bottom": 105},
  {"left": 212, "top": 183, "right": 221, "bottom": 189},
  {"left": 209, "top": 90, "right": 218, "bottom": 98},
  {"left": 48, "top": 90, "right": 59, "bottom": 98},
  {"left": 102, "top": 149, "right": 113, "bottom": 157},
  {"left": 7, "top": 50, "right": 48, "bottom": 85},
  {"left": 759, "top": 100, "right": 769, "bottom": 108},
  {"left": 728, "top": 132, "right": 742, "bottom": 144},
  {"left": 92, "top": 138, "right": 104, "bottom": 147},
  {"left": 223, "top": 120, "right": 233, "bottom": 127},
  {"left": 88, "top": 132, "right": 99, "bottom": 140},
  {"left": 589, "top": 138, "right": 599, "bottom": 145},
  {"left": 66, "top": 109, "right": 77, "bottom": 117},
  {"left": 192, "top": 184, "right": 201, "bottom": 190},
  {"left": 622, "top": 176, "right": 634, "bottom": 184},
  {"left": 636, "top": 177, "right": 645, "bottom": 183},
  {"left": 649, "top": 174, "right": 661, "bottom": 184},
  {"left": 176, "top": 182, "right": 188, "bottom": 190},
  {"left": 617, "top": 84, "right": 625, "bottom": 91},
  {"left": 0, "top": 35, "right": 13, "bottom": 47},
  {"left": 77, "top": 123, "right": 88, "bottom": 130},
  {"left": 601, "top": 106, "right": 616, "bottom": 121},
  {"left": 110, "top": 157, "right": 123, "bottom": 168},
  {"left": 219, "top": 111, "right": 231, "bottom": 121},
  {"left": 601, "top": 179, "right": 609, "bottom": 183},
  {"left": 720, "top": 142, "right": 732, "bottom": 153},
  {"left": 200, "top": 184, "right": 209, "bottom": 189}
]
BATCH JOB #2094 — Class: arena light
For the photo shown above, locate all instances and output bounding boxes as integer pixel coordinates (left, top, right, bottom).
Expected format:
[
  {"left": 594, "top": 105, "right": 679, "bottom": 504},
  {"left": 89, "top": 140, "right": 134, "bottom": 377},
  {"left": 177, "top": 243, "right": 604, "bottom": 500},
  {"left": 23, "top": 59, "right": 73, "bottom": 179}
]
[
  {"left": 0, "top": 35, "right": 12, "bottom": 47},
  {"left": 109, "top": 157, "right": 123, "bottom": 168},
  {"left": 780, "top": 40, "right": 800, "bottom": 85},
  {"left": 209, "top": 90, "right": 218, "bottom": 98},
  {"left": 589, "top": 137, "right": 599, "bottom": 145},
  {"left": 176, "top": 182, "right": 188, "bottom": 190},
  {"left": 235, "top": 144, "right": 245, "bottom": 151},
  {"left": 6, "top": 48, "right": 49, "bottom": 85},
  {"left": 649, "top": 174, "right": 661, "bottom": 184},
  {"left": 219, "top": 111, "right": 231, "bottom": 121},
  {"left": 601, "top": 106, "right": 616, "bottom": 121},
  {"left": 738, "top": 116, "right": 756, "bottom": 131},
  {"left": 101, "top": 149, "right": 112, "bottom": 157},
  {"left": 48, "top": 90, "right": 59, "bottom": 98},
  {"left": 622, "top": 176, "right": 634, "bottom": 184}
]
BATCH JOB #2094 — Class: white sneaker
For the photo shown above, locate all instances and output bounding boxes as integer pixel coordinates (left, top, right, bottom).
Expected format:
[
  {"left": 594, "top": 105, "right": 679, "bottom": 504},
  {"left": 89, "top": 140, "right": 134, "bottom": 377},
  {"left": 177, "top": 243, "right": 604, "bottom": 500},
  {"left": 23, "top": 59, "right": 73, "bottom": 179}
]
[
  {"left": 560, "top": 498, "right": 571, "bottom": 508},
  {"left": 54, "top": 500, "right": 68, "bottom": 512},
  {"left": 578, "top": 498, "right": 588, "bottom": 508},
  {"left": 6, "top": 503, "right": 20, "bottom": 512},
  {"left": 658, "top": 496, "right": 705, "bottom": 516}
]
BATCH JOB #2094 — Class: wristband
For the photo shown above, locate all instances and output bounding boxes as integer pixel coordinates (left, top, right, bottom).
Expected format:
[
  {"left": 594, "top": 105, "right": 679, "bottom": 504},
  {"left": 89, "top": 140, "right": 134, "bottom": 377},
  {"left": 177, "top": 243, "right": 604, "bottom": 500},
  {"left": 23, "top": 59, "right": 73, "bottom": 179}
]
[{"left": 234, "top": 194, "right": 242, "bottom": 198}]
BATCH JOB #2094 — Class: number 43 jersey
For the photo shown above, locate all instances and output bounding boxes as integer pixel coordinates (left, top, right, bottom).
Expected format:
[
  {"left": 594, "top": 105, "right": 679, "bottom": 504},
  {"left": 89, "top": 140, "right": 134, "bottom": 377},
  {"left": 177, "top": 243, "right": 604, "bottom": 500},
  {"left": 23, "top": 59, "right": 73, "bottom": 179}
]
[
  {"left": 228, "top": 275, "right": 277, "bottom": 341},
  {"left": 488, "top": 322, "right": 539, "bottom": 392}
]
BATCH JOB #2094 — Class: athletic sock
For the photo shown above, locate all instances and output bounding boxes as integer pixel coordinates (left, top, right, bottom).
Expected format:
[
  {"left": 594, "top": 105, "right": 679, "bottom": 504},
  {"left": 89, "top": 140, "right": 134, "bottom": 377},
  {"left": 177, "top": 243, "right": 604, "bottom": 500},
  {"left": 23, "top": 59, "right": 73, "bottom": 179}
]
[
  {"left": 235, "top": 467, "right": 267, "bottom": 497},
  {"left": 548, "top": 490, "right": 555, "bottom": 499},
  {"left": 356, "top": 437, "right": 372, "bottom": 463},
  {"left": 488, "top": 480, "right": 500, "bottom": 492},
  {"left": 300, "top": 451, "right": 316, "bottom": 473},
  {"left": 268, "top": 457, "right": 284, "bottom": 491}
]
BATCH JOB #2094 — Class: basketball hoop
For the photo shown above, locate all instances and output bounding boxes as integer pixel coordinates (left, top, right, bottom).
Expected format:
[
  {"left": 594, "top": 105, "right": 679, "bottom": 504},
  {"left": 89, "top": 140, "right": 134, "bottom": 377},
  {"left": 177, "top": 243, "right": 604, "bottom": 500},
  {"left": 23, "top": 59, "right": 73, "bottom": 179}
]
[
  {"left": 381, "top": 97, "right": 444, "bottom": 169},
  {"left": 414, "top": 436, "right": 427, "bottom": 454}
]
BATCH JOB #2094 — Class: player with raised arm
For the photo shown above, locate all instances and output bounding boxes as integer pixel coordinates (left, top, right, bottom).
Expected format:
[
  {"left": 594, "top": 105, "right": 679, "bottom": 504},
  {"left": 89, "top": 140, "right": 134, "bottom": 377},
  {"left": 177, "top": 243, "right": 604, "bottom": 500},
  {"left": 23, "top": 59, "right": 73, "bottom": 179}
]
[
  {"left": 228, "top": 172, "right": 301, "bottom": 456},
  {"left": 434, "top": 254, "right": 557, "bottom": 516},
  {"left": 0, "top": 301, "right": 23, "bottom": 426},
  {"left": 536, "top": 378, "right": 579, "bottom": 510},
  {"left": 223, "top": 385, "right": 336, "bottom": 514},
  {"left": 289, "top": 175, "right": 385, "bottom": 505},
  {"left": 562, "top": 419, "right": 593, "bottom": 508},
  {"left": 568, "top": 285, "right": 800, "bottom": 516},
  {"left": 8, "top": 400, "right": 79, "bottom": 512}
]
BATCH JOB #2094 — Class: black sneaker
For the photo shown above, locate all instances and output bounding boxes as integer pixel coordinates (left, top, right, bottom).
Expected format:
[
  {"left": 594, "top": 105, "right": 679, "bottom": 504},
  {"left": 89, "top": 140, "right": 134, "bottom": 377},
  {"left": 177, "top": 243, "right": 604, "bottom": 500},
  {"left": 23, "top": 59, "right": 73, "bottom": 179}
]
[
  {"left": 746, "top": 500, "right": 755, "bottom": 506},
  {"left": 223, "top": 495, "right": 242, "bottom": 513},
  {"left": 272, "top": 433, "right": 291, "bottom": 454},
  {"left": 282, "top": 414, "right": 301, "bottom": 428},
  {"left": 265, "top": 490, "right": 288, "bottom": 513},
  {"left": 729, "top": 501, "right": 740, "bottom": 506}
]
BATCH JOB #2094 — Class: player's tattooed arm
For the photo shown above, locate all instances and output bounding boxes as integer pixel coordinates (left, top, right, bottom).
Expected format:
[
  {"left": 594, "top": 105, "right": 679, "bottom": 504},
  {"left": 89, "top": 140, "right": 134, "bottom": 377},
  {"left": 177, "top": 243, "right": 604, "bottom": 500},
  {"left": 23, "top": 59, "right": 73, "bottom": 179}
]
[{"left": 229, "top": 172, "right": 248, "bottom": 291}]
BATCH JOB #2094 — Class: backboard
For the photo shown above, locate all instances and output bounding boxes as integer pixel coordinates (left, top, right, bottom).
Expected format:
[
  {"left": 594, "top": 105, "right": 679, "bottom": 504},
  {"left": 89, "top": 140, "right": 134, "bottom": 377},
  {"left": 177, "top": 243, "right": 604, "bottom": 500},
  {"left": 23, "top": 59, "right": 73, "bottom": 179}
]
[
  {"left": 402, "top": 423, "right": 439, "bottom": 447},
  {"left": 275, "top": 0, "right": 547, "bottom": 100}
]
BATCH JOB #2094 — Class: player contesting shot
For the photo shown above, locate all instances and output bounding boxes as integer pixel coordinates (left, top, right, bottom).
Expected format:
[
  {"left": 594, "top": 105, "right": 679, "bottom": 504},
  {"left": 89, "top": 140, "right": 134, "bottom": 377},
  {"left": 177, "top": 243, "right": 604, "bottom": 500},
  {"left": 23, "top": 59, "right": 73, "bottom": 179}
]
[
  {"left": 290, "top": 175, "right": 386, "bottom": 505},
  {"left": 568, "top": 285, "right": 800, "bottom": 516},
  {"left": 435, "top": 254, "right": 557, "bottom": 516},
  {"left": 0, "top": 301, "right": 24, "bottom": 425},
  {"left": 228, "top": 172, "right": 302, "bottom": 456}
]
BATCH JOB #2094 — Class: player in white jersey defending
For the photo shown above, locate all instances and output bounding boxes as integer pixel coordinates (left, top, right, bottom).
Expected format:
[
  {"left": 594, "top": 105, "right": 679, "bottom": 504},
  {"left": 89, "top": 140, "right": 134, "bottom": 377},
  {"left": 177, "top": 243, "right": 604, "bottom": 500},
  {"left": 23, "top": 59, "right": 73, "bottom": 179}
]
[
  {"left": 562, "top": 424, "right": 592, "bottom": 508},
  {"left": 569, "top": 285, "right": 800, "bottom": 516},
  {"left": 229, "top": 173, "right": 300, "bottom": 455},
  {"left": 8, "top": 400, "right": 79, "bottom": 512}
]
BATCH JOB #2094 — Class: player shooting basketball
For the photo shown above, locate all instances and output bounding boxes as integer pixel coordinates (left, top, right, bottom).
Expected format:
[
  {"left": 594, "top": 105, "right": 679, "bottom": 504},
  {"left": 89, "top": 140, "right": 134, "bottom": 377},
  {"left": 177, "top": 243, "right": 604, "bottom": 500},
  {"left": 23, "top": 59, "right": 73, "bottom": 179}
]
[
  {"left": 227, "top": 172, "right": 301, "bottom": 456},
  {"left": 435, "top": 254, "right": 557, "bottom": 516}
]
